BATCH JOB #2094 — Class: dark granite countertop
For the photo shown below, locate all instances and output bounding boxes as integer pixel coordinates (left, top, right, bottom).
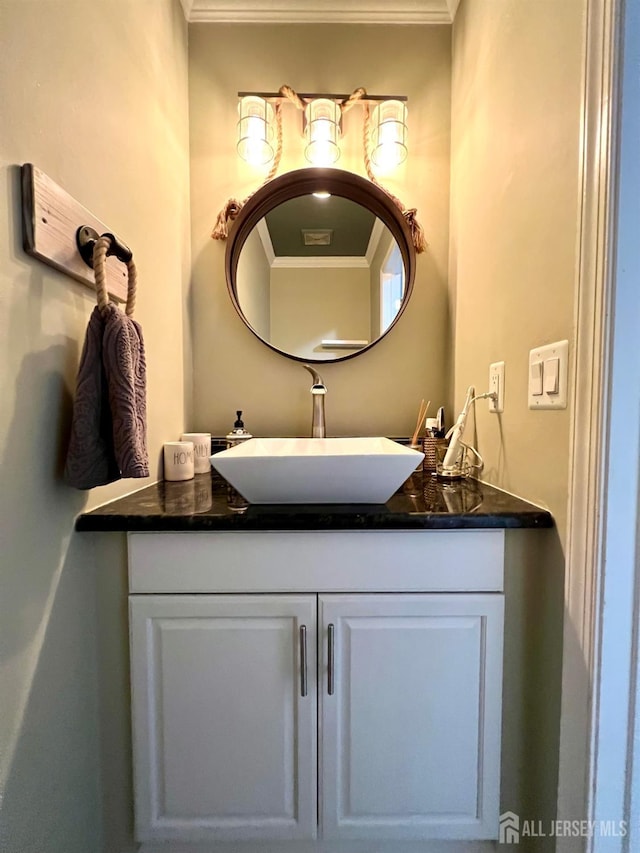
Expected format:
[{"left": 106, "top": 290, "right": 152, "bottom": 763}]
[{"left": 76, "top": 470, "right": 553, "bottom": 532}]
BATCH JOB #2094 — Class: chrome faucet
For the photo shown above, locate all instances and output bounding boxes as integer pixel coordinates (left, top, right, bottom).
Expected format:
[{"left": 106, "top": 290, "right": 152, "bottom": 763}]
[{"left": 303, "top": 364, "right": 327, "bottom": 438}]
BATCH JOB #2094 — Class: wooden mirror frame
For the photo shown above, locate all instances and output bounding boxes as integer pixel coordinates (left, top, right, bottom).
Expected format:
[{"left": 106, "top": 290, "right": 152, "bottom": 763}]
[{"left": 225, "top": 168, "right": 417, "bottom": 364}]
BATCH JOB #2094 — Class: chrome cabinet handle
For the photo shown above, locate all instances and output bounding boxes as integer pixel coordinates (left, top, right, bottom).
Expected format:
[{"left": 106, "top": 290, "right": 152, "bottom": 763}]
[
  {"left": 299, "top": 625, "right": 308, "bottom": 697},
  {"left": 328, "top": 623, "right": 335, "bottom": 696}
]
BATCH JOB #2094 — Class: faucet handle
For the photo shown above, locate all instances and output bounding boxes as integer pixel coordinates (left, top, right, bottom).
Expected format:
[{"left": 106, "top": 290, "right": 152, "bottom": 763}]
[{"left": 303, "top": 363, "right": 326, "bottom": 391}]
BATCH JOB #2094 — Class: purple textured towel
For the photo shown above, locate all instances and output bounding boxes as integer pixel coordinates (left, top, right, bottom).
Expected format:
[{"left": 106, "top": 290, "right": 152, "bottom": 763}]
[{"left": 65, "top": 305, "right": 149, "bottom": 489}]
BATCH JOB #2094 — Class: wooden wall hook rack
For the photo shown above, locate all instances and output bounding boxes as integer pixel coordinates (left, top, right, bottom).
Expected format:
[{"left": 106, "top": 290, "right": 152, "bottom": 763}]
[{"left": 21, "top": 163, "right": 129, "bottom": 303}]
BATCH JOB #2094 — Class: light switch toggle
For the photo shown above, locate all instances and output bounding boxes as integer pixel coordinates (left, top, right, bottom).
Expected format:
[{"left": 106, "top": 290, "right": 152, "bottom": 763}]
[
  {"left": 544, "top": 357, "right": 560, "bottom": 395},
  {"left": 530, "top": 361, "right": 543, "bottom": 396}
]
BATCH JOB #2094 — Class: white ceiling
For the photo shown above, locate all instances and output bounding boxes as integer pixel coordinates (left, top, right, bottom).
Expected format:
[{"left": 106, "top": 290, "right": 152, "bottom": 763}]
[{"left": 179, "top": 0, "right": 460, "bottom": 24}]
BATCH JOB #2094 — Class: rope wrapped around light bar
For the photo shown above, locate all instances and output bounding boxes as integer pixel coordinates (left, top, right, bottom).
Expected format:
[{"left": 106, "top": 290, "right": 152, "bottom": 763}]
[{"left": 212, "top": 85, "right": 426, "bottom": 253}]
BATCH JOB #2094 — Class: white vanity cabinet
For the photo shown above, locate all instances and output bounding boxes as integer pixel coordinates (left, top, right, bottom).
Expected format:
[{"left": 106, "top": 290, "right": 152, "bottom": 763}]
[
  {"left": 129, "top": 594, "right": 318, "bottom": 843},
  {"left": 128, "top": 530, "right": 505, "bottom": 849},
  {"left": 319, "top": 593, "right": 503, "bottom": 841}
]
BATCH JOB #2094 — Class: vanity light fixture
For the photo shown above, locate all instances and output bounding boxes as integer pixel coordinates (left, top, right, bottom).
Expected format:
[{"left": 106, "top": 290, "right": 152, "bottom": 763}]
[
  {"left": 214, "top": 87, "right": 425, "bottom": 255},
  {"left": 370, "top": 99, "right": 408, "bottom": 169},
  {"left": 237, "top": 95, "right": 275, "bottom": 166},
  {"left": 233, "top": 87, "right": 408, "bottom": 174},
  {"left": 304, "top": 98, "right": 342, "bottom": 166}
]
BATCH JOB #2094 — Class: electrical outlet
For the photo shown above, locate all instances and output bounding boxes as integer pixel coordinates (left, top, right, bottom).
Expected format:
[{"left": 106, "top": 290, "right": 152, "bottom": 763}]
[{"left": 489, "top": 362, "right": 505, "bottom": 413}]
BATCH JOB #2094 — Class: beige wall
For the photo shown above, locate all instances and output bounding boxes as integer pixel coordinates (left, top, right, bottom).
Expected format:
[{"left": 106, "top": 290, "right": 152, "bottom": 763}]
[
  {"left": 0, "top": 1, "right": 190, "bottom": 851},
  {"left": 451, "top": 0, "right": 586, "bottom": 844},
  {"left": 188, "top": 23, "right": 452, "bottom": 437},
  {"left": 270, "top": 265, "right": 370, "bottom": 359},
  {"left": 236, "top": 225, "right": 271, "bottom": 338},
  {"left": 451, "top": 0, "right": 584, "bottom": 539}
]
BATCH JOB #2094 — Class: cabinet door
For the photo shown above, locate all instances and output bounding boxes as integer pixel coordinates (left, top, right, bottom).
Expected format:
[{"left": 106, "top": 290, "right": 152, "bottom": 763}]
[
  {"left": 130, "top": 594, "right": 317, "bottom": 843},
  {"left": 319, "top": 593, "right": 503, "bottom": 841}
]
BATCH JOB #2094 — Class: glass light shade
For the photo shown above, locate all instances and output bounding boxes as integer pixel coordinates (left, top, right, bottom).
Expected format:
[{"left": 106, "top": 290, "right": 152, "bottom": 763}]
[
  {"left": 304, "top": 99, "right": 341, "bottom": 166},
  {"left": 370, "top": 100, "right": 408, "bottom": 170},
  {"left": 237, "top": 96, "right": 275, "bottom": 166}
]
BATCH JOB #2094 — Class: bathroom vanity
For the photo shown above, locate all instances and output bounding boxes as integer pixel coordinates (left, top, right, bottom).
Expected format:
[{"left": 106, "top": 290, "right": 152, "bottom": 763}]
[{"left": 78, "top": 472, "right": 551, "bottom": 851}]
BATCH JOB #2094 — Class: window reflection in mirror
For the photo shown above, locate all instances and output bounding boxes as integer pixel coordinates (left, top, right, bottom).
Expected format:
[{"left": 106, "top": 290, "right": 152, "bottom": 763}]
[{"left": 235, "top": 194, "right": 406, "bottom": 362}]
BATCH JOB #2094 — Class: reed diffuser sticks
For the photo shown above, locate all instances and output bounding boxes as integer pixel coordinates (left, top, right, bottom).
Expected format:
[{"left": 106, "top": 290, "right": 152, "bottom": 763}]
[{"left": 411, "top": 399, "right": 431, "bottom": 446}]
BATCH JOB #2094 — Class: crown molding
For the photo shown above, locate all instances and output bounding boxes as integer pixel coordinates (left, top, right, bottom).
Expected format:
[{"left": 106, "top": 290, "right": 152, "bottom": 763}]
[
  {"left": 445, "top": 0, "right": 461, "bottom": 19},
  {"left": 179, "top": 0, "right": 457, "bottom": 25}
]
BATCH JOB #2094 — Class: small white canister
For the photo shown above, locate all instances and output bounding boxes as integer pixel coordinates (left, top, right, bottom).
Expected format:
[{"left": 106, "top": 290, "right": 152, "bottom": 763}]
[
  {"left": 164, "top": 441, "right": 194, "bottom": 481},
  {"left": 181, "top": 432, "right": 211, "bottom": 474}
]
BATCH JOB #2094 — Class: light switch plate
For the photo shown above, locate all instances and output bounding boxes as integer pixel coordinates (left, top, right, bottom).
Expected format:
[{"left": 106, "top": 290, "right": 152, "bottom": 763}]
[{"left": 528, "top": 340, "right": 569, "bottom": 409}]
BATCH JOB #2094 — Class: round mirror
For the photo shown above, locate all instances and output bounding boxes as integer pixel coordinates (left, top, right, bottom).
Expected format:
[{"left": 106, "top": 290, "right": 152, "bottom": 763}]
[{"left": 225, "top": 168, "right": 416, "bottom": 363}]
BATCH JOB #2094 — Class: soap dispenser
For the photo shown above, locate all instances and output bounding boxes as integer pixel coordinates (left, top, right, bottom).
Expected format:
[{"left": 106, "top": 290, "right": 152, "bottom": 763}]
[{"left": 226, "top": 411, "right": 253, "bottom": 449}]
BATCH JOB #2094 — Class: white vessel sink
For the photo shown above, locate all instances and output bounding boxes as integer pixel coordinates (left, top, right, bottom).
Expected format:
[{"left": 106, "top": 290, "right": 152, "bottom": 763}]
[{"left": 210, "top": 437, "right": 424, "bottom": 504}]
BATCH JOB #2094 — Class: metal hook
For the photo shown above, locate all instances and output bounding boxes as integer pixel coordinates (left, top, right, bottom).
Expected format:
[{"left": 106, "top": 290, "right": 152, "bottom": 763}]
[{"left": 76, "top": 225, "right": 133, "bottom": 268}]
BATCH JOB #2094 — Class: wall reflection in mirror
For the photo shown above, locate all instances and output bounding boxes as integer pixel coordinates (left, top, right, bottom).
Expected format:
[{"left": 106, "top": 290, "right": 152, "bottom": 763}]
[{"left": 235, "top": 194, "right": 406, "bottom": 361}]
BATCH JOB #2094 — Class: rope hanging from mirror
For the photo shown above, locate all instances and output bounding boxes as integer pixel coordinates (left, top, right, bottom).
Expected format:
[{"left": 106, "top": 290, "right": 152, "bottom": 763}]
[{"left": 211, "top": 85, "right": 426, "bottom": 253}]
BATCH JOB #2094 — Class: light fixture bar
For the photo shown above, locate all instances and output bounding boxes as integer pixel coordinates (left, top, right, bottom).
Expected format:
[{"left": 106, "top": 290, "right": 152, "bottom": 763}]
[{"left": 237, "top": 91, "right": 407, "bottom": 103}]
